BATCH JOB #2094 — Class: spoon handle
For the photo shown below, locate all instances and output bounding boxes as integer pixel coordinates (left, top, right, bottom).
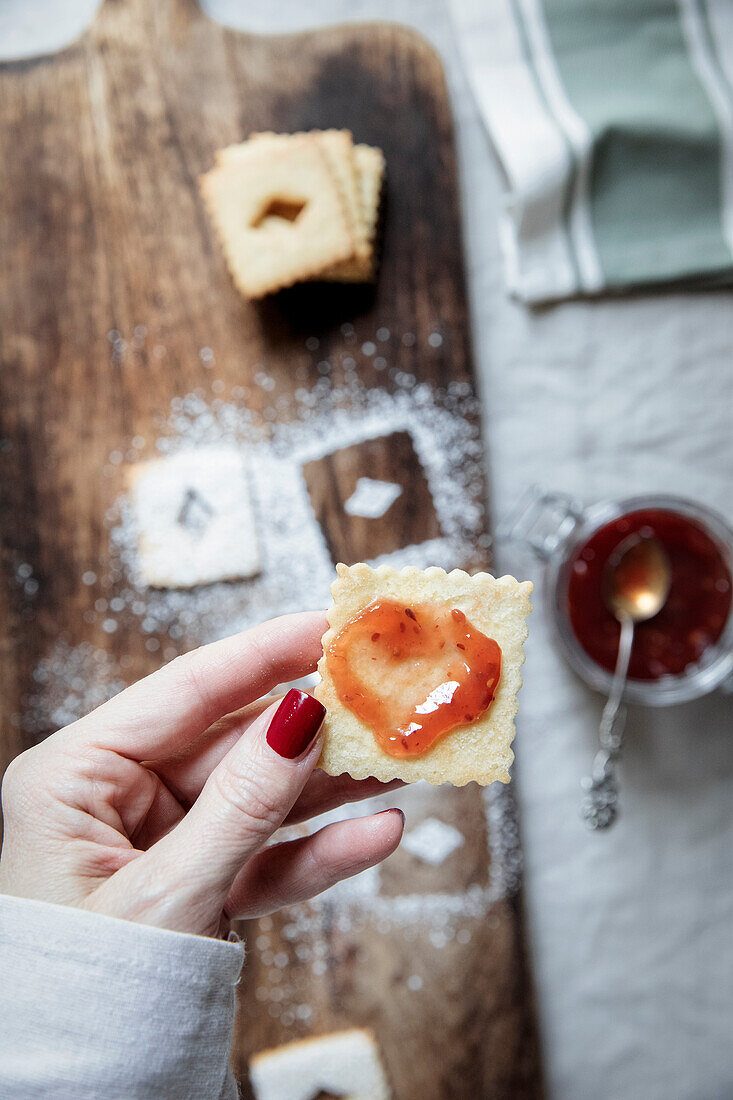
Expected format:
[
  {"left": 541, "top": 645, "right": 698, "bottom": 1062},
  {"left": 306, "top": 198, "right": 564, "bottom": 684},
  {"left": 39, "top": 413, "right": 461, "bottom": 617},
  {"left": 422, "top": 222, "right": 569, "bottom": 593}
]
[{"left": 581, "top": 616, "right": 634, "bottom": 830}]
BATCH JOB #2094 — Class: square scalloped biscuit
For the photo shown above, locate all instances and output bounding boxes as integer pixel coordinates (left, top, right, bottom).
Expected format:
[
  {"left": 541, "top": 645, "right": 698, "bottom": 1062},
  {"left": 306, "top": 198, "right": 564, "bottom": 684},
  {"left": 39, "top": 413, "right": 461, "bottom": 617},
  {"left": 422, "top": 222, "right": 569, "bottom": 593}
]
[
  {"left": 249, "top": 1028, "right": 391, "bottom": 1100},
  {"left": 230, "top": 130, "right": 369, "bottom": 267},
  {"left": 323, "top": 143, "right": 385, "bottom": 282},
  {"left": 200, "top": 137, "right": 353, "bottom": 298},
  {"left": 315, "top": 564, "right": 533, "bottom": 786},
  {"left": 126, "top": 446, "right": 261, "bottom": 588},
  {"left": 215, "top": 132, "right": 384, "bottom": 285}
]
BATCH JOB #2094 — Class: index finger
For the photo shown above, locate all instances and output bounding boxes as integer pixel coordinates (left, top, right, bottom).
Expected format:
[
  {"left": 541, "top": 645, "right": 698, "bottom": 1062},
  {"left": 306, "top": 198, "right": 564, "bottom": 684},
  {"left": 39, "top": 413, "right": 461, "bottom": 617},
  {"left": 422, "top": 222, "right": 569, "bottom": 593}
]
[{"left": 66, "top": 611, "right": 327, "bottom": 758}]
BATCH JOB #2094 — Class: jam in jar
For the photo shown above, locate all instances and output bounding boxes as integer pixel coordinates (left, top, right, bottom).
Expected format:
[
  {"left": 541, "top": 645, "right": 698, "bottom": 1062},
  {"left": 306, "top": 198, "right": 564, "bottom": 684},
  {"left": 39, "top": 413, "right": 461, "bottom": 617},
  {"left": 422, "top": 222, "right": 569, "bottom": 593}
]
[{"left": 566, "top": 509, "right": 732, "bottom": 681}]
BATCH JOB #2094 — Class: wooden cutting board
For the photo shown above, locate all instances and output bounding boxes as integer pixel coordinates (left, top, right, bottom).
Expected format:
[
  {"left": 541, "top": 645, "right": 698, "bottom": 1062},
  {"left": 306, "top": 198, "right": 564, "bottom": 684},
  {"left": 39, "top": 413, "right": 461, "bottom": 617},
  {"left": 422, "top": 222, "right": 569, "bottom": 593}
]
[{"left": 0, "top": 1, "right": 542, "bottom": 1096}]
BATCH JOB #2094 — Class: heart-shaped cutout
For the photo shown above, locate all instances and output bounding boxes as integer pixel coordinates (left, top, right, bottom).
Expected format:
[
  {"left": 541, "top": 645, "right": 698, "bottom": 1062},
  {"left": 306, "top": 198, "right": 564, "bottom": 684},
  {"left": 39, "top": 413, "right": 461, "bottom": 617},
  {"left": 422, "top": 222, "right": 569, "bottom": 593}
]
[
  {"left": 251, "top": 196, "right": 307, "bottom": 227},
  {"left": 325, "top": 599, "right": 501, "bottom": 757}
]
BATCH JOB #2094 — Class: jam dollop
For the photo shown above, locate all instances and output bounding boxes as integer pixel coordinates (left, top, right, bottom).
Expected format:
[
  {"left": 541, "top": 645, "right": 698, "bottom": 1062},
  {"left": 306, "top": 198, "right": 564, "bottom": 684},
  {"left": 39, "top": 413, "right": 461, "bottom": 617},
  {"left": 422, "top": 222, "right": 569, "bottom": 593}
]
[
  {"left": 567, "top": 508, "right": 731, "bottom": 680},
  {"left": 325, "top": 599, "right": 502, "bottom": 757}
]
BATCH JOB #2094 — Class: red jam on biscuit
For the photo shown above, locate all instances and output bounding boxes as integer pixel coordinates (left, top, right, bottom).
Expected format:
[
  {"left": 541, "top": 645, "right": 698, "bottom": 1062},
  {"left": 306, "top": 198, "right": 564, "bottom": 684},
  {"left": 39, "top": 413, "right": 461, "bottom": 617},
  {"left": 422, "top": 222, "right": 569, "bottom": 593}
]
[{"left": 324, "top": 599, "right": 502, "bottom": 757}]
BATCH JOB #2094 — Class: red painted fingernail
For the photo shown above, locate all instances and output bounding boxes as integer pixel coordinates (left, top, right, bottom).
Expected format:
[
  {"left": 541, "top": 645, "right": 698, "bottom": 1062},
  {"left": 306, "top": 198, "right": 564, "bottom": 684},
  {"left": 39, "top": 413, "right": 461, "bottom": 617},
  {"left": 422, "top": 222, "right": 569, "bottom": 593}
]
[{"left": 266, "top": 689, "right": 326, "bottom": 759}]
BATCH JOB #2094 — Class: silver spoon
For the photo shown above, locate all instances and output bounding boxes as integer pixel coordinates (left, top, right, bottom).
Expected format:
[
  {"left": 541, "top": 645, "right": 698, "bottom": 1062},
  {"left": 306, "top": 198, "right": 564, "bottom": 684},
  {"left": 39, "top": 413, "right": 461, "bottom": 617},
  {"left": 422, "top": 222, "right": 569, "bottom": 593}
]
[{"left": 581, "top": 535, "right": 671, "bottom": 830}]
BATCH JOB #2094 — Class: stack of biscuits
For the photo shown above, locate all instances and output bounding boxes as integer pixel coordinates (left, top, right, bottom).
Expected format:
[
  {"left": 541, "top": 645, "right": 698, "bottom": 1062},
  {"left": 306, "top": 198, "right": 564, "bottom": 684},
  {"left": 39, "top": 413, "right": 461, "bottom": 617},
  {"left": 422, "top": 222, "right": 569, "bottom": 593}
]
[{"left": 200, "top": 130, "right": 385, "bottom": 299}]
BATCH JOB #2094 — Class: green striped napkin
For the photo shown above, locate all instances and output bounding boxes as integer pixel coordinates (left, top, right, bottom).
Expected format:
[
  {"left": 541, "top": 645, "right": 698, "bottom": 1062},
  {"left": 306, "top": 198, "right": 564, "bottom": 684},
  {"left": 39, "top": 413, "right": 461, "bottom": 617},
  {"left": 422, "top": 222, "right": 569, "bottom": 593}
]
[{"left": 450, "top": 0, "right": 733, "bottom": 302}]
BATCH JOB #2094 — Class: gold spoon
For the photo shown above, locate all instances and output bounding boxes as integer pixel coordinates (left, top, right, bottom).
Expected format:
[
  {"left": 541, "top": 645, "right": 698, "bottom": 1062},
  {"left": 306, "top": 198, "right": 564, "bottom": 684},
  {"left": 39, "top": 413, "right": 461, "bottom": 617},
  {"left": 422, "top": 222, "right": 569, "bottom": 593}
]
[{"left": 581, "top": 535, "right": 671, "bottom": 829}]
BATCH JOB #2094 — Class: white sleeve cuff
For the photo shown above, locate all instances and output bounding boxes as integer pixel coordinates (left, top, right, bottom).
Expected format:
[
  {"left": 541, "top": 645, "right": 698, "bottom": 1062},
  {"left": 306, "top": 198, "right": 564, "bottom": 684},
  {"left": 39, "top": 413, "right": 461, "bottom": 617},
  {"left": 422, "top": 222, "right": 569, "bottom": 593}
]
[{"left": 0, "top": 893, "right": 244, "bottom": 1099}]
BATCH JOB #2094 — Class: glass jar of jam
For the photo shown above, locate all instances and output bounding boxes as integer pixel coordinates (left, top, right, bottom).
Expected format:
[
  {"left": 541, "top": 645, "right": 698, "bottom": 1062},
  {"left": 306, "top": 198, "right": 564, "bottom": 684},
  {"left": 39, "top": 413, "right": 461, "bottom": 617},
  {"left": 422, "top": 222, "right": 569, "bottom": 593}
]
[{"left": 500, "top": 489, "right": 733, "bottom": 705}]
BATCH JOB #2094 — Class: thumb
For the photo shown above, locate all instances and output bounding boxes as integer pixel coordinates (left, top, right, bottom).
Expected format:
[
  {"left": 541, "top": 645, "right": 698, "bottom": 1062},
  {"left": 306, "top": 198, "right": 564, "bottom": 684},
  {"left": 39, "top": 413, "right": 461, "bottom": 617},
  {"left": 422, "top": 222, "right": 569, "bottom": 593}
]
[{"left": 145, "top": 689, "right": 325, "bottom": 912}]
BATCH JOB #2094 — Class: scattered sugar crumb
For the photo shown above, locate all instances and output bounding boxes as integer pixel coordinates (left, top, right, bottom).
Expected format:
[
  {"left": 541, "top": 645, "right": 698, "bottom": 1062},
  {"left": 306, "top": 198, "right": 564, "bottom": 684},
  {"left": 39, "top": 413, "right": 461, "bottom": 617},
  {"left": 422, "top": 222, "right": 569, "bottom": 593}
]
[
  {"left": 402, "top": 817, "right": 465, "bottom": 865},
  {"left": 344, "top": 477, "right": 403, "bottom": 519}
]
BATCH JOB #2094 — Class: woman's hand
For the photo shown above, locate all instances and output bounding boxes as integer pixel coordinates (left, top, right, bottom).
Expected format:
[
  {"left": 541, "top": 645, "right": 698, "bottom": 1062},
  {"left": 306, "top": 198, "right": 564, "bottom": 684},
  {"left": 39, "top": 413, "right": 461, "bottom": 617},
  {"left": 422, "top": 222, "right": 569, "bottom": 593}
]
[{"left": 0, "top": 612, "right": 403, "bottom": 938}]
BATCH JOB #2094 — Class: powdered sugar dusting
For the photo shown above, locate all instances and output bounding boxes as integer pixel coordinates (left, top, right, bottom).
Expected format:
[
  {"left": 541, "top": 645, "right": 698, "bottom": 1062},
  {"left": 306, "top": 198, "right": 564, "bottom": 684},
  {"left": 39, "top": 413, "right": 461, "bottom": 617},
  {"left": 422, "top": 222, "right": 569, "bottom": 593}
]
[
  {"left": 100, "top": 374, "right": 488, "bottom": 650},
  {"left": 24, "top": 640, "right": 126, "bottom": 732}
]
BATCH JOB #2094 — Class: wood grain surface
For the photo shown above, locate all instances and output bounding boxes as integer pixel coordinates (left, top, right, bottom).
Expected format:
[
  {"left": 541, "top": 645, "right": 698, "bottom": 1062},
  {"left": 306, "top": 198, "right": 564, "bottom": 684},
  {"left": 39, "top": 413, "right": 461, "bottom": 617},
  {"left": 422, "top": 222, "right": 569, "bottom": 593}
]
[{"left": 0, "top": 1, "right": 543, "bottom": 1096}]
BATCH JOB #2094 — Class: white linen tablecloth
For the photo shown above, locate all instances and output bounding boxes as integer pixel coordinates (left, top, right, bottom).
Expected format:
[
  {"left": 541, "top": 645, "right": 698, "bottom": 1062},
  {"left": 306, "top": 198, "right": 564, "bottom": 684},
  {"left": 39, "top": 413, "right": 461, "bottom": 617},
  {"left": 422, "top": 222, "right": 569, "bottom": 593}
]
[{"left": 3, "top": 3, "right": 733, "bottom": 1098}]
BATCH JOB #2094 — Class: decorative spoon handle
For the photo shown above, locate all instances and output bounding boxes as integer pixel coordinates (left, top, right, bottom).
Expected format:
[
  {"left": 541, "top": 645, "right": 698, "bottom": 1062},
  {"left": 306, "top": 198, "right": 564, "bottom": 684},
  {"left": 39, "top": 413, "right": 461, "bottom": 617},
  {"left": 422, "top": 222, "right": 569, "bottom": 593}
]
[{"left": 581, "top": 615, "right": 634, "bottom": 830}]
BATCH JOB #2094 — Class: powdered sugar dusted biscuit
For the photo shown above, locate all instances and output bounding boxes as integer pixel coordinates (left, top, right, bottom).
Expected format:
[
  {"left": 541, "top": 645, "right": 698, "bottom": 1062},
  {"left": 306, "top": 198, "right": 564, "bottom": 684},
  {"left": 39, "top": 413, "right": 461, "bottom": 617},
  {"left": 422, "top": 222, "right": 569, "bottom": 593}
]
[
  {"left": 315, "top": 564, "right": 532, "bottom": 786},
  {"left": 126, "top": 446, "right": 261, "bottom": 588},
  {"left": 249, "top": 1028, "right": 391, "bottom": 1100},
  {"left": 200, "top": 138, "right": 353, "bottom": 298}
]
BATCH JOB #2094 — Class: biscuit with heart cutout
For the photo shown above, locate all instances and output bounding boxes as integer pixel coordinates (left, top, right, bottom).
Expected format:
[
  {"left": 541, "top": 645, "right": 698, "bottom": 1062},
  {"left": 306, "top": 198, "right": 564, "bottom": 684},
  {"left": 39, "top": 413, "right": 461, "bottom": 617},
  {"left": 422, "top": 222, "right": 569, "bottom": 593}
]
[
  {"left": 200, "top": 136, "right": 353, "bottom": 298},
  {"left": 227, "top": 130, "right": 369, "bottom": 271},
  {"left": 315, "top": 563, "right": 532, "bottom": 786}
]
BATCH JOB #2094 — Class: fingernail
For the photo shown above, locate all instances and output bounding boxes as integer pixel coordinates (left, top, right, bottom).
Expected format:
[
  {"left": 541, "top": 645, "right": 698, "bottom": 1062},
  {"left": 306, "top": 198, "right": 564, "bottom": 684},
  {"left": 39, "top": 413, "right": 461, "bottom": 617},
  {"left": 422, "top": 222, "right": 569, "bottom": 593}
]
[
  {"left": 266, "top": 689, "right": 326, "bottom": 759},
  {"left": 378, "top": 807, "right": 405, "bottom": 825}
]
